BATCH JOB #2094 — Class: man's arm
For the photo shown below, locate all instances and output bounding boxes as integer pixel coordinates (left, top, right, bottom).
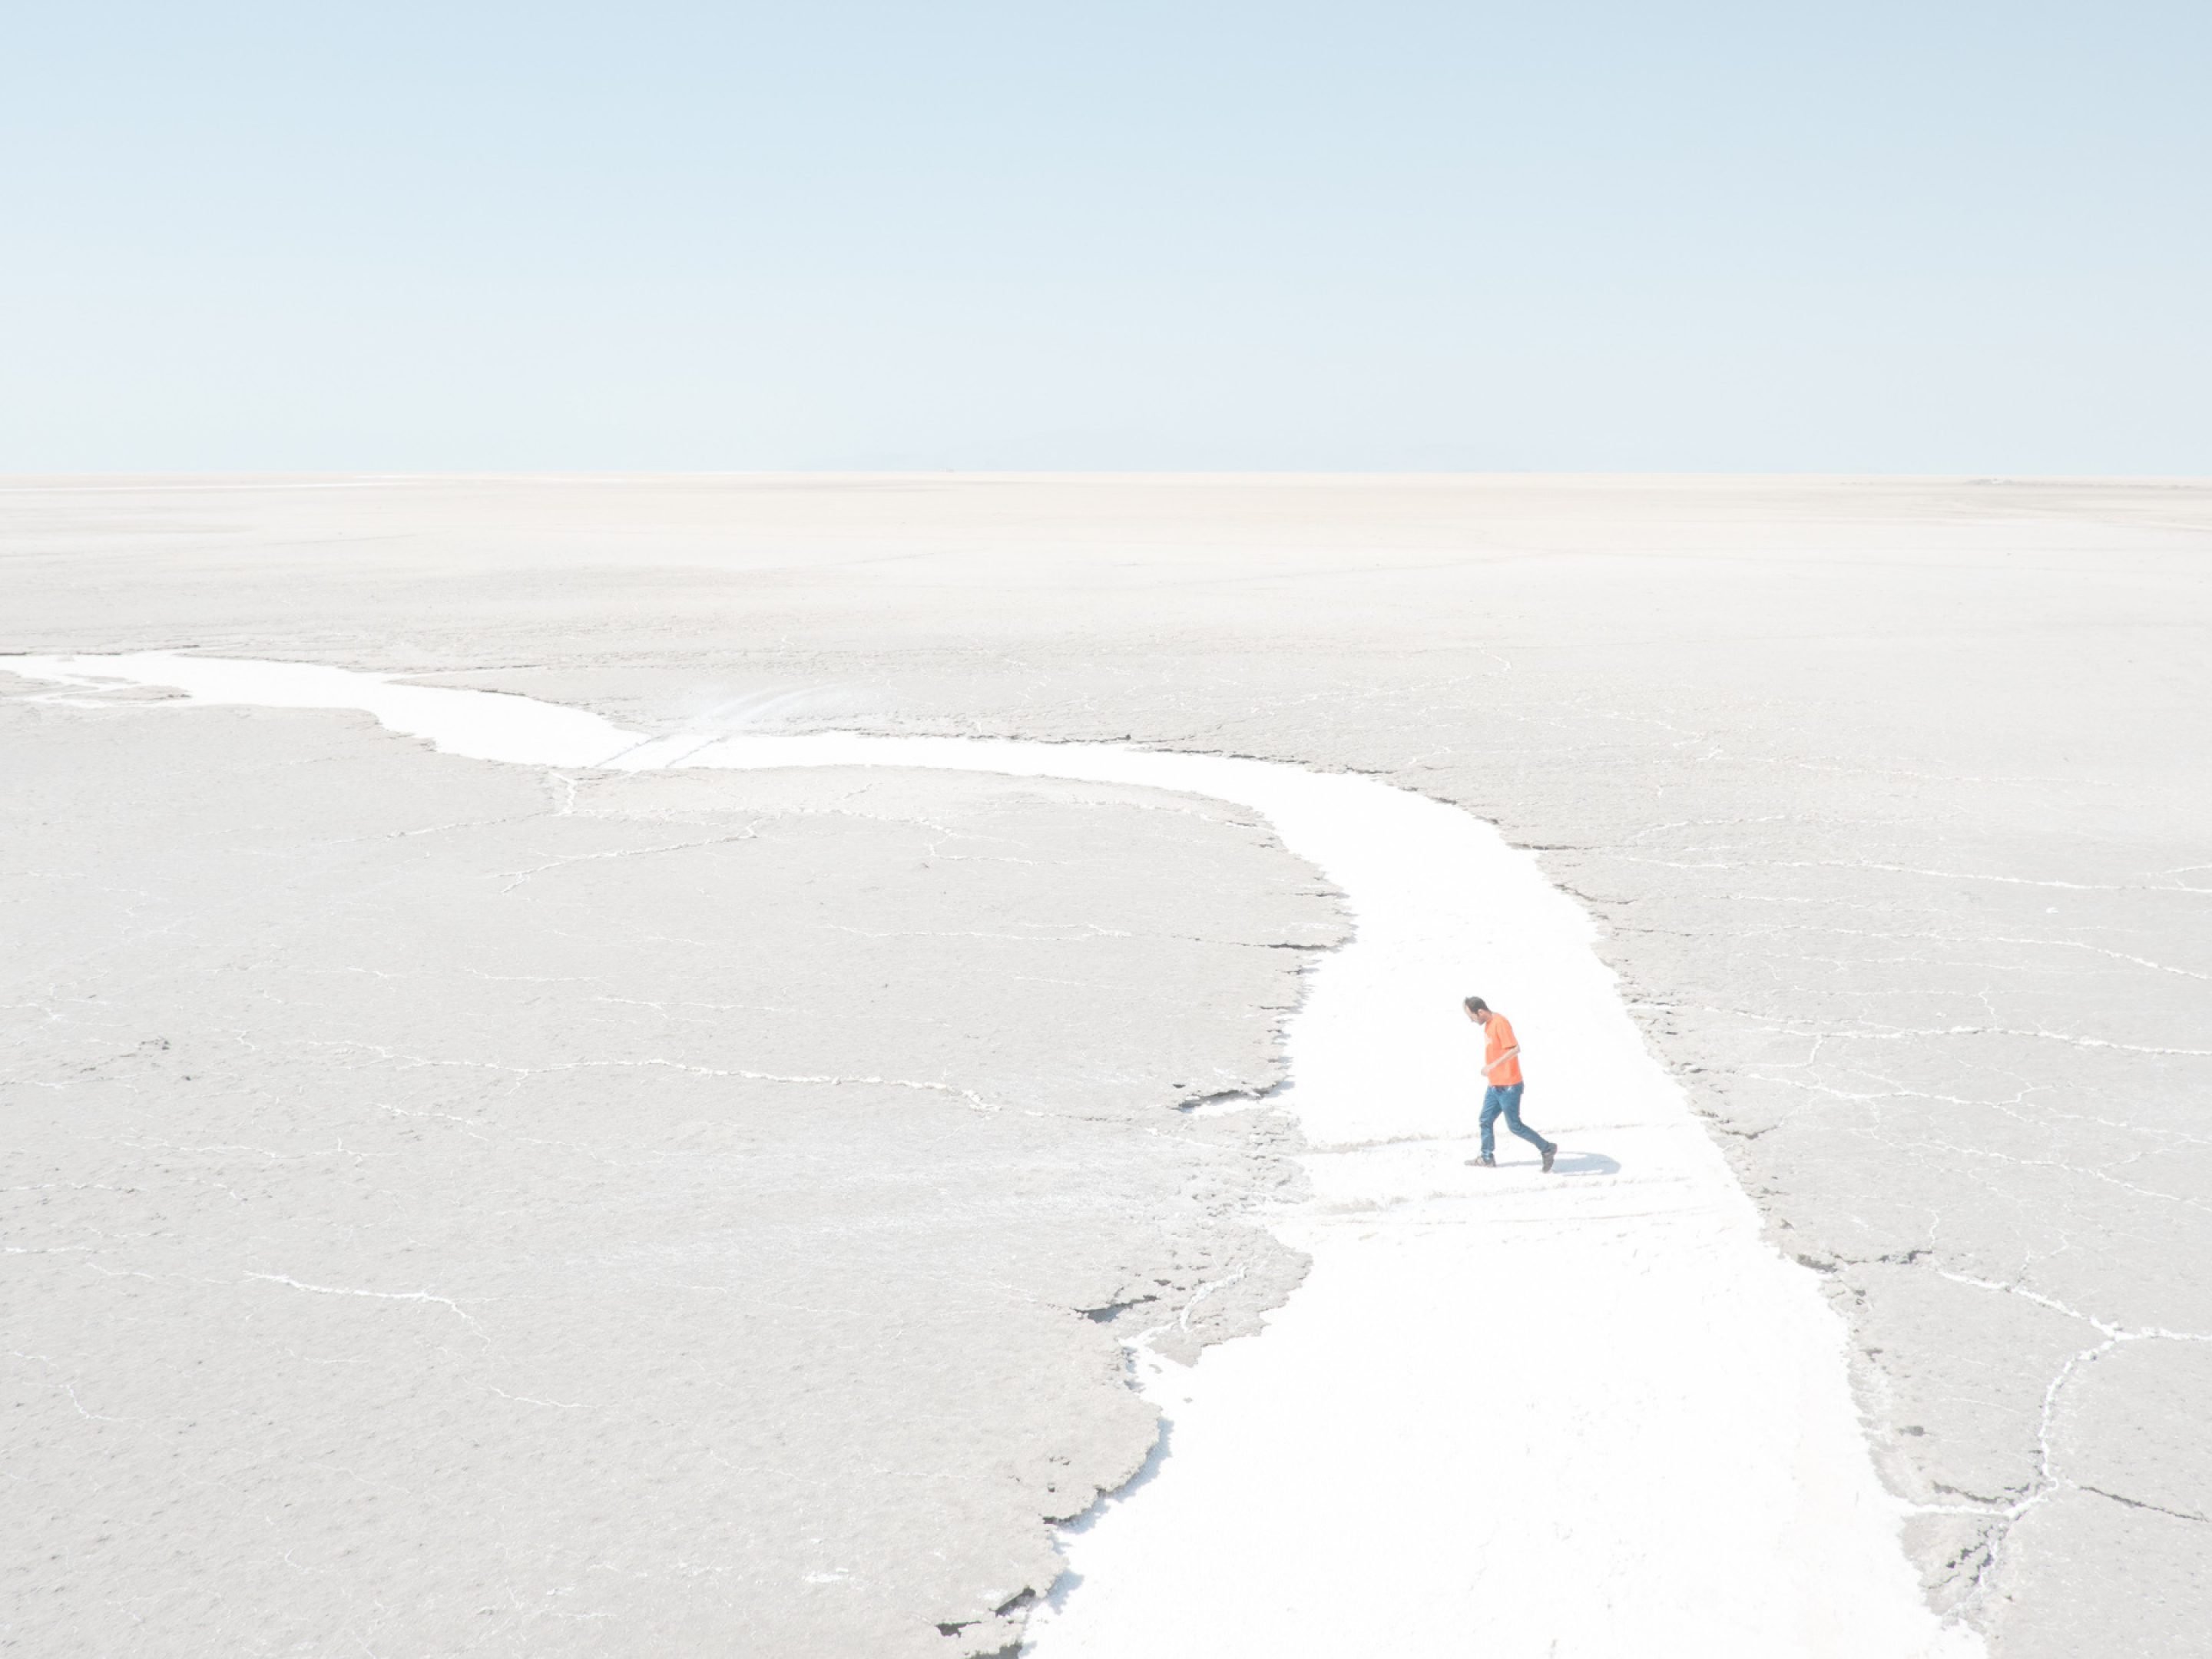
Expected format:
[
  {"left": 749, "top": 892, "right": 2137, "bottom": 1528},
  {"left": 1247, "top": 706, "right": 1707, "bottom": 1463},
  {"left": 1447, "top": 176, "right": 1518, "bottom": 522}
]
[{"left": 1484, "top": 1043, "right": 1520, "bottom": 1081}]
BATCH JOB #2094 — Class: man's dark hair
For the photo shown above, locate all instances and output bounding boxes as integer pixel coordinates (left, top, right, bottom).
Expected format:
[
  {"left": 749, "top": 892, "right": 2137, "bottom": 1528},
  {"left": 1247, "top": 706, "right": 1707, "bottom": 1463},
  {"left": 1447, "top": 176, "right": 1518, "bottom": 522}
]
[{"left": 1463, "top": 996, "right": 1488, "bottom": 1014}]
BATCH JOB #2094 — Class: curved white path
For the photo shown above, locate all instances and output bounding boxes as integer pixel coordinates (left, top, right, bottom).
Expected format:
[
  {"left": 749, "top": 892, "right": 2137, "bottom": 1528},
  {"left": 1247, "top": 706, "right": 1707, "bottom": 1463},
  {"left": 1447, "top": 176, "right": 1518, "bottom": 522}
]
[{"left": 6, "top": 654, "right": 1977, "bottom": 1658}]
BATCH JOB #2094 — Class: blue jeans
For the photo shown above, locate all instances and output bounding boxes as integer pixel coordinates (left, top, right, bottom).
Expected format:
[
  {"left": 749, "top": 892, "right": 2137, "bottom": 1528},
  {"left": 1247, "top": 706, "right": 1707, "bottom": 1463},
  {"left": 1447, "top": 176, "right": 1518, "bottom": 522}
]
[{"left": 1480, "top": 1084, "right": 1553, "bottom": 1158}]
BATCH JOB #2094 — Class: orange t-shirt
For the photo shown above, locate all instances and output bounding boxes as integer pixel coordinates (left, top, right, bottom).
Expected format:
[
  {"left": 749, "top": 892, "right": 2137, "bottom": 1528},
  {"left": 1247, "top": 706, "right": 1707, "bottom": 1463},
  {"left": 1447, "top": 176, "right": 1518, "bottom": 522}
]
[{"left": 1483, "top": 1013, "right": 1524, "bottom": 1087}]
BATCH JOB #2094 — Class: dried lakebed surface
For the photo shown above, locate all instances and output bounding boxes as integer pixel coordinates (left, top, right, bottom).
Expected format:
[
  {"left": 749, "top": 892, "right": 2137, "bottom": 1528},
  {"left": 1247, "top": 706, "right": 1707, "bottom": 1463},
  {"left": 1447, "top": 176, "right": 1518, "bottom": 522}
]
[
  {"left": 4, "top": 475, "right": 2209, "bottom": 1656},
  {"left": 6, "top": 654, "right": 1969, "bottom": 1658},
  {"left": 3, "top": 675, "right": 1333, "bottom": 1657}
]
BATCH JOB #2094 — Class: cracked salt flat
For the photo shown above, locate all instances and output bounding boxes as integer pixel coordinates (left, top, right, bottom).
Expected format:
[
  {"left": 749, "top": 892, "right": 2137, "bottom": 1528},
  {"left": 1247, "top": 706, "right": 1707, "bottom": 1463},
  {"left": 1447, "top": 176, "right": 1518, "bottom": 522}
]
[{"left": 8, "top": 653, "right": 1979, "bottom": 1658}]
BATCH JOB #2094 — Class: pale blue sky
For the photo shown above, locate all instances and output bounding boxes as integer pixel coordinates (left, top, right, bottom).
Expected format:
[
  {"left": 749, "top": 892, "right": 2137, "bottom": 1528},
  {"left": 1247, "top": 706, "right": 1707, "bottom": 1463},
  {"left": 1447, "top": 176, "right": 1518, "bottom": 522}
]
[{"left": 5, "top": 2, "right": 2207, "bottom": 472}]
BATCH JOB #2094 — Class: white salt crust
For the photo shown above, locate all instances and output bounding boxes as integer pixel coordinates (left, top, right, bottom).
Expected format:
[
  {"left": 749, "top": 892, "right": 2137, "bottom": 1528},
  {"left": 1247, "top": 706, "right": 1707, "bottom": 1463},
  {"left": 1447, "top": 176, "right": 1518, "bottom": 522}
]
[{"left": 8, "top": 652, "right": 1979, "bottom": 1659}]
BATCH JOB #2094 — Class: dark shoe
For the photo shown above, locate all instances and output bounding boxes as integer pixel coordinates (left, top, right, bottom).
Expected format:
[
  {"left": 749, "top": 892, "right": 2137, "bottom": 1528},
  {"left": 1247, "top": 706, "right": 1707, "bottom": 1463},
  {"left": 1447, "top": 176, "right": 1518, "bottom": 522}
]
[
  {"left": 1467, "top": 1154, "right": 1495, "bottom": 1167},
  {"left": 1541, "top": 1144, "right": 1557, "bottom": 1173}
]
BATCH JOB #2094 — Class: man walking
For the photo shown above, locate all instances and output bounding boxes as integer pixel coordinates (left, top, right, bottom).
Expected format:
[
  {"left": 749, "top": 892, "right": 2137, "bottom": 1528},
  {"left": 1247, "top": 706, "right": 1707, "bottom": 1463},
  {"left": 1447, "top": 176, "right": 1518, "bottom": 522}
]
[{"left": 1464, "top": 996, "right": 1556, "bottom": 1172}]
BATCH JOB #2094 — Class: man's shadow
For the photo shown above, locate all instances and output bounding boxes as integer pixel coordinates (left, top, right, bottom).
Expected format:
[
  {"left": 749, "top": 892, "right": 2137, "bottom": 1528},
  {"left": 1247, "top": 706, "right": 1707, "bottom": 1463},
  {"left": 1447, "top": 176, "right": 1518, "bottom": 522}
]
[{"left": 1547, "top": 1150, "right": 1621, "bottom": 1175}]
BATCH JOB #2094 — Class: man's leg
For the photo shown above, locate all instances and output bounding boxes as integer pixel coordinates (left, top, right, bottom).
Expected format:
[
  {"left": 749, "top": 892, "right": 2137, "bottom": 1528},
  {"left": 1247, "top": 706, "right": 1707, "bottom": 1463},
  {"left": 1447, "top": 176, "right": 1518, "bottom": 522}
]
[
  {"left": 1479, "top": 1087, "right": 1504, "bottom": 1158},
  {"left": 1496, "top": 1084, "right": 1556, "bottom": 1156}
]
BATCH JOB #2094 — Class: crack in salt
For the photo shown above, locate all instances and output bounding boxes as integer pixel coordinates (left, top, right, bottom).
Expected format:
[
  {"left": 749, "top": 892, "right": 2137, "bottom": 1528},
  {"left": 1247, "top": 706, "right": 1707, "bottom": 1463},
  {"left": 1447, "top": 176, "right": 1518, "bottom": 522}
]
[{"left": 241, "top": 1271, "right": 485, "bottom": 1332}]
